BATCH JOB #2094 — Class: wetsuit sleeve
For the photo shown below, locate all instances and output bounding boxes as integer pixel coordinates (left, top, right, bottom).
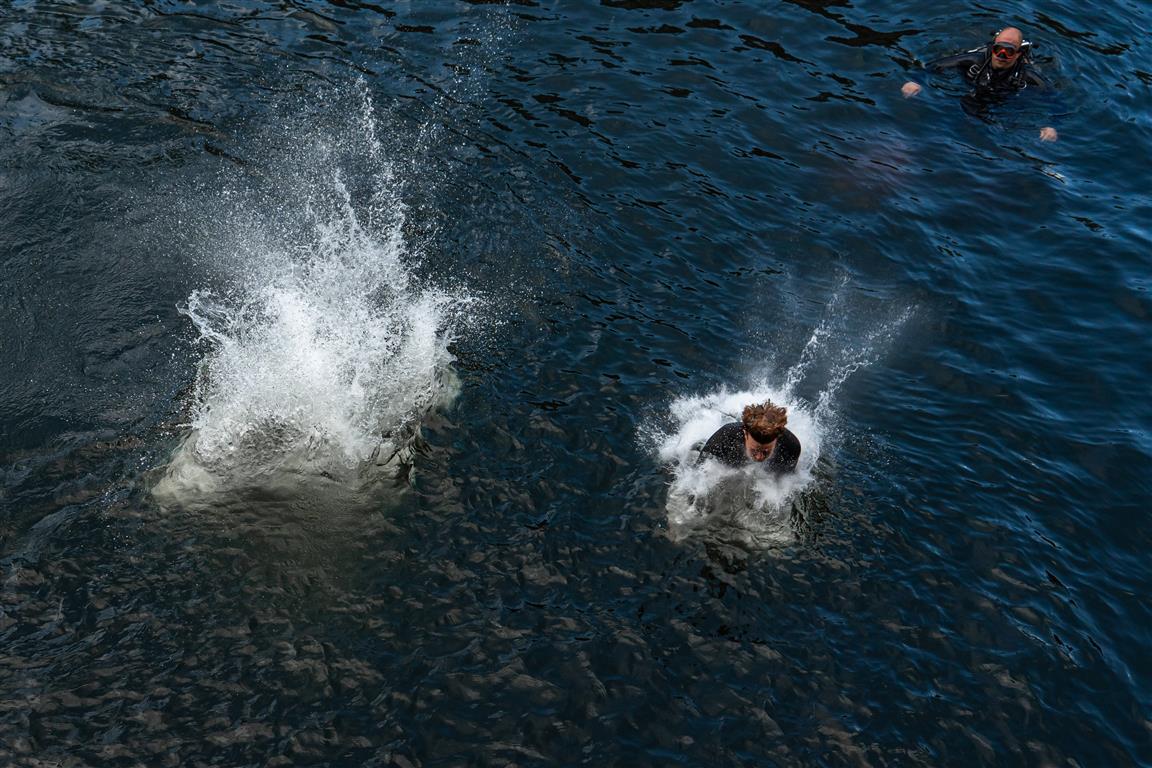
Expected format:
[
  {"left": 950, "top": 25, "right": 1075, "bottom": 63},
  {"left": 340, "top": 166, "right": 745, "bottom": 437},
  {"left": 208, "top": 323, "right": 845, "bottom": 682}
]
[
  {"left": 925, "top": 50, "right": 984, "bottom": 73},
  {"left": 1023, "top": 64, "right": 1051, "bottom": 89},
  {"left": 698, "top": 425, "right": 728, "bottom": 465}
]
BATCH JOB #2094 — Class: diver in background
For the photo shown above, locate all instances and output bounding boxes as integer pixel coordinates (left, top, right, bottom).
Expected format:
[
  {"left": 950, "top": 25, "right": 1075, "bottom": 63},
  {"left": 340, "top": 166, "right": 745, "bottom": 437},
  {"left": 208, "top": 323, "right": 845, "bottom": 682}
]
[
  {"left": 901, "top": 26, "right": 1059, "bottom": 142},
  {"left": 698, "top": 401, "right": 800, "bottom": 474}
]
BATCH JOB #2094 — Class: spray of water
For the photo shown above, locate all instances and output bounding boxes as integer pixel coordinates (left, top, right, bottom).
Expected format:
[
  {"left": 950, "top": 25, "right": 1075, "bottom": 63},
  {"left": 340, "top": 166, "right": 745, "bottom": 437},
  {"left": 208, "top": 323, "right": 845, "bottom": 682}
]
[
  {"left": 651, "top": 294, "right": 911, "bottom": 543},
  {"left": 155, "top": 84, "right": 472, "bottom": 502},
  {"left": 655, "top": 386, "right": 818, "bottom": 540}
]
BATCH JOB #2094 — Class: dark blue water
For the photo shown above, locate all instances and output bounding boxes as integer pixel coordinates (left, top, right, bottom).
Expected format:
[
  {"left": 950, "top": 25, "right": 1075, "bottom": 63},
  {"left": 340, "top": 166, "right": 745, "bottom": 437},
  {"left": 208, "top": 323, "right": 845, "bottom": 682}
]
[{"left": 2, "top": 1, "right": 1149, "bottom": 765}]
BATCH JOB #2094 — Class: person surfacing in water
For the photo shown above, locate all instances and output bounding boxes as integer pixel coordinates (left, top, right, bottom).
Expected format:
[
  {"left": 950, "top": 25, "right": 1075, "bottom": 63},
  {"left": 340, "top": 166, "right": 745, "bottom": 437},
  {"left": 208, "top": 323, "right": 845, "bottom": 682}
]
[
  {"left": 901, "top": 26, "right": 1059, "bottom": 142},
  {"left": 697, "top": 401, "right": 801, "bottom": 475}
]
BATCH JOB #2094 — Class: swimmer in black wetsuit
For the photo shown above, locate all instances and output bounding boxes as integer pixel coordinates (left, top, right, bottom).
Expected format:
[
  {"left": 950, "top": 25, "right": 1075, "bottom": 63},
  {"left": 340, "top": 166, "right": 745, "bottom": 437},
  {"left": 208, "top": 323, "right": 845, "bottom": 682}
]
[
  {"left": 698, "top": 401, "right": 801, "bottom": 475},
  {"left": 901, "top": 26, "right": 1059, "bottom": 142}
]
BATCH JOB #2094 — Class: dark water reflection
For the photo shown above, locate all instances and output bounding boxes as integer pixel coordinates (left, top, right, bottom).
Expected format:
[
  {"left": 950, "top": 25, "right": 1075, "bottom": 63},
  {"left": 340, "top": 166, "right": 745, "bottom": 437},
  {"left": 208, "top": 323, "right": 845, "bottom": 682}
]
[{"left": 2, "top": 1, "right": 1151, "bottom": 765}]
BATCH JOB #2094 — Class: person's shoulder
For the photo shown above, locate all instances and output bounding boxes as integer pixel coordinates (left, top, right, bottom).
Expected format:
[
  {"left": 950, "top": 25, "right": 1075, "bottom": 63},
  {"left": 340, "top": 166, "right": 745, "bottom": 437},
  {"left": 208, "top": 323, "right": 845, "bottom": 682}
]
[
  {"left": 703, "top": 421, "right": 742, "bottom": 447},
  {"left": 698, "top": 422, "right": 744, "bottom": 466},
  {"left": 779, "top": 427, "right": 801, "bottom": 456}
]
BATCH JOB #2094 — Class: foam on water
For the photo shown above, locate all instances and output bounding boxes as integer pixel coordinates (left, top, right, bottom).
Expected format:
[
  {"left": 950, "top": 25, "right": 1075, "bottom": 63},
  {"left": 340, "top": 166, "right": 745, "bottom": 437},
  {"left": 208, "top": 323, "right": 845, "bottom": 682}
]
[
  {"left": 652, "top": 291, "right": 911, "bottom": 544},
  {"left": 155, "top": 85, "right": 472, "bottom": 502},
  {"left": 657, "top": 386, "right": 820, "bottom": 540}
]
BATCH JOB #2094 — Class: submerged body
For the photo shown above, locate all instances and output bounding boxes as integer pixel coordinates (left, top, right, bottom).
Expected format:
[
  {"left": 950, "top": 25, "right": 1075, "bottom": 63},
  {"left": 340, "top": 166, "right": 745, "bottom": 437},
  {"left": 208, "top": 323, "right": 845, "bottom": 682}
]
[
  {"left": 927, "top": 45, "right": 1050, "bottom": 97},
  {"left": 699, "top": 422, "right": 801, "bottom": 474},
  {"left": 901, "top": 26, "right": 1059, "bottom": 141}
]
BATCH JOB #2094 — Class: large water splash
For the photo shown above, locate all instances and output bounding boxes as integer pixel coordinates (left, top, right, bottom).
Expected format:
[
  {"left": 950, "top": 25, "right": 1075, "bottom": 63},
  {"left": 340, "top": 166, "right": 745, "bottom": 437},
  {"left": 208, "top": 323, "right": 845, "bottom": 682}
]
[
  {"left": 155, "top": 85, "right": 472, "bottom": 501},
  {"left": 653, "top": 292, "right": 911, "bottom": 543}
]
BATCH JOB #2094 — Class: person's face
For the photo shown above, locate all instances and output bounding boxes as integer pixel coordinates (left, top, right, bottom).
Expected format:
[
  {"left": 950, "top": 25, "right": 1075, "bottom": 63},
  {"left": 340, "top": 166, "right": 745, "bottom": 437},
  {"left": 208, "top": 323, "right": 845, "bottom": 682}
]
[
  {"left": 990, "top": 36, "right": 1023, "bottom": 70},
  {"left": 743, "top": 430, "right": 777, "bottom": 462}
]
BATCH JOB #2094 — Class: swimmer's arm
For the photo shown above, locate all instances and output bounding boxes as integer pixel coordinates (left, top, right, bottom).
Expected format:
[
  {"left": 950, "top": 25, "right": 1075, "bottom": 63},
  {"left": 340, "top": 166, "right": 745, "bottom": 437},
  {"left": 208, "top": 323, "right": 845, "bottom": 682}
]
[
  {"left": 924, "top": 50, "right": 984, "bottom": 72},
  {"left": 692, "top": 444, "right": 707, "bottom": 467},
  {"left": 902, "top": 50, "right": 984, "bottom": 97},
  {"left": 1025, "top": 68, "right": 1059, "bottom": 141},
  {"left": 1024, "top": 66, "right": 1052, "bottom": 89}
]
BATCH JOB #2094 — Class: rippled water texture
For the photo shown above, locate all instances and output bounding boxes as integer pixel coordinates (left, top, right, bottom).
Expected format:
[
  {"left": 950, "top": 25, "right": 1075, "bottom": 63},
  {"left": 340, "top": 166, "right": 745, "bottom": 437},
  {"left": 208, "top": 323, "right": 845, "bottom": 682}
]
[{"left": 2, "top": 1, "right": 1150, "bottom": 766}]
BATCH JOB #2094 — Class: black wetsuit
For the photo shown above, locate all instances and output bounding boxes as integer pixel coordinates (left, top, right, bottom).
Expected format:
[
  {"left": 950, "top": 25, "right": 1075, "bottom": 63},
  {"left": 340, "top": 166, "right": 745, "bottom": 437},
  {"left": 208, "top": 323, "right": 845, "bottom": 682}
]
[
  {"left": 698, "top": 423, "right": 801, "bottom": 474},
  {"left": 927, "top": 45, "right": 1049, "bottom": 103}
]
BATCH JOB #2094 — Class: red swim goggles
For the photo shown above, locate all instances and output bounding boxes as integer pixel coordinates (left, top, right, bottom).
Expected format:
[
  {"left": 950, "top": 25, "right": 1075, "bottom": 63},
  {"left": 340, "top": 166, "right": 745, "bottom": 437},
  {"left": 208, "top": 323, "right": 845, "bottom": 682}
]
[{"left": 992, "top": 42, "right": 1021, "bottom": 59}]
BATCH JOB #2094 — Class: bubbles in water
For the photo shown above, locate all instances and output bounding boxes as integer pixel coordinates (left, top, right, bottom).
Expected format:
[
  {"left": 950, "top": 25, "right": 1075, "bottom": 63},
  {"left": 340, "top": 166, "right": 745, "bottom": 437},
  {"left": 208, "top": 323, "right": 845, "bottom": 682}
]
[{"left": 156, "top": 83, "right": 473, "bottom": 502}]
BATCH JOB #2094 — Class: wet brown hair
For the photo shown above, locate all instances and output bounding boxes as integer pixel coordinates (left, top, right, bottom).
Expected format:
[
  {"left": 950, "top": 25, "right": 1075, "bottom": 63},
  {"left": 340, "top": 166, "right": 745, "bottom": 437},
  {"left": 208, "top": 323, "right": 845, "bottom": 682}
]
[{"left": 742, "top": 401, "right": 788, "bottom": 443}]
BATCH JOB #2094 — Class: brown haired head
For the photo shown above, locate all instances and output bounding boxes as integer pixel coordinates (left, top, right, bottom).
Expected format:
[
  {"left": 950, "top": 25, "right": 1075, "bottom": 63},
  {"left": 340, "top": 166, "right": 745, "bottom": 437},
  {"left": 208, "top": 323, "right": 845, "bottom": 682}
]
[{"left": 742, "top": 401, "right": 787, "bottom": 443}]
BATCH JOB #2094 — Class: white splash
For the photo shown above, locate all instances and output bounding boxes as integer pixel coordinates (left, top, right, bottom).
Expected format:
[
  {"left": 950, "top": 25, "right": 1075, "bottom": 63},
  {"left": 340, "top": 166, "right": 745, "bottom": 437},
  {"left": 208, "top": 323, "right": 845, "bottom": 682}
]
[
  {"left": 656, "top": 387, "right": 820, "bottom": 541},
  {"left": 155, "top": 84, "right": 471, "bottom": 502},
  {"left": 653, "top": 295, "right": 911, "bottom": 543}
]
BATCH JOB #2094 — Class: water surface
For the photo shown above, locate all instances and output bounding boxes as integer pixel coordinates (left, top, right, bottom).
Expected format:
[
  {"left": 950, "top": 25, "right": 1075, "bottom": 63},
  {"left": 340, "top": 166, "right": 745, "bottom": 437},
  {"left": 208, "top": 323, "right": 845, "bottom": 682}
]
[{"left": 1, "top": 1, "right": 1149, "bottom": 765}]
